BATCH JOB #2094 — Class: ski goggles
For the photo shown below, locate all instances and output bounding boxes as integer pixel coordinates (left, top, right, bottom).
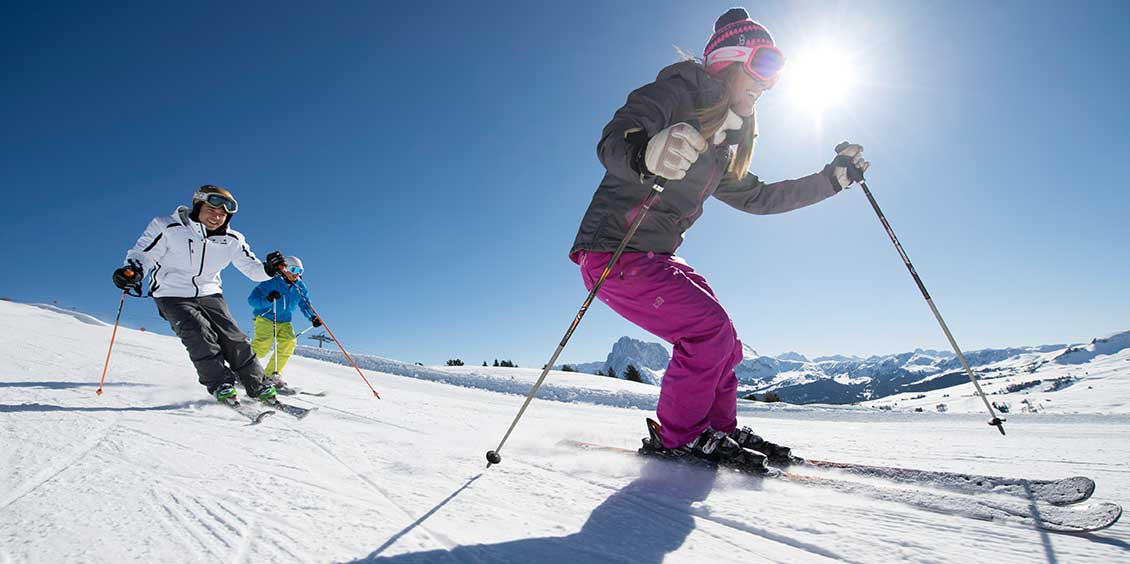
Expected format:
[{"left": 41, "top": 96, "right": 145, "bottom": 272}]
[
  {"left": 288, "top": 265, "right": 303, "bottom": 276},
  {"left": 192, "top": 191, "right": 239, "bottom": 214},
  {"left": 706, "top": 45, "right": 786, "bottom": 82}
]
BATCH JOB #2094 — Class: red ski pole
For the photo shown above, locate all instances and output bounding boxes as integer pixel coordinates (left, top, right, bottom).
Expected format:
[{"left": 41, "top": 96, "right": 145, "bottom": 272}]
[
  {"left": 96, "top": 283, "right": 132, "bottom": 396},
  {"left": 279, "top": 269, "right": 381, "bottom": 398}
]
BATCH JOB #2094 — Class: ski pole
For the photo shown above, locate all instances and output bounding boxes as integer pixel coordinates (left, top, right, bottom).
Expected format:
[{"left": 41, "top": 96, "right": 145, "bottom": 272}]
[
  {"left": 278, "top": 271, "right": 381, "bottom": 398},
  {"left": 485, "top": 180, "right": 667, "bottom": 468},
  {"left": 295, "top": 326, "right": 315, "bottom": 339},
  {"left": 97, "top": 273, "right": 140, "bottom": 396},
  {"left": 837, "top": 142, "right": 1006, "bottom": 435},
  {"left": 271, "top": 299, "right": 278, "bottom": 376}
]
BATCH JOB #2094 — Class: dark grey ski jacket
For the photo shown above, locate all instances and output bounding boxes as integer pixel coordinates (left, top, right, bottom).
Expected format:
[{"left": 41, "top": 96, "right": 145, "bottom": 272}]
[{"left": 571, "top": 61, "right": 842, "bottom": 258}]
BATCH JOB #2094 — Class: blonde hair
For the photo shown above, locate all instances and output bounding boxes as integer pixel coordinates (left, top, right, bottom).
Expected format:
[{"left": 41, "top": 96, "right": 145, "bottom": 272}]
[
  {"left": 674, "top": 48, "right": 758, "bottom": 180},
  {"left": 696, "top": 64, "right": 757, "bottom": 181}
]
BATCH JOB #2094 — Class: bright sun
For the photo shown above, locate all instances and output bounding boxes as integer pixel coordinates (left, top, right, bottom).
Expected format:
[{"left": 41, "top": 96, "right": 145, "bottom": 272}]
[{"left": 783, "top": 45, "right": 857, "bottom": 115}]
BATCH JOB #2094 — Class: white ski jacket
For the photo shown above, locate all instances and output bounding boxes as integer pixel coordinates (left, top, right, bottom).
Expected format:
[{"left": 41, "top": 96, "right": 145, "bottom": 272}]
[{"left": 124, "top": 206, "right": 273, "bottom": 298}]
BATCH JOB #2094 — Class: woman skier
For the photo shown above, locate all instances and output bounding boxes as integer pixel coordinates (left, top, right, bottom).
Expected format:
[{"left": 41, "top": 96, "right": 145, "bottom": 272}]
[{"left": 569, "top": 8, "right": 870, "bottom": 471}]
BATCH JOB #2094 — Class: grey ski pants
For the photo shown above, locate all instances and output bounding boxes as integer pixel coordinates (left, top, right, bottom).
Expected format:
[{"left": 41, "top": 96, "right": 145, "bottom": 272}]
[{"left": 155, "top": 294, "right": 268, "bottom": 396}]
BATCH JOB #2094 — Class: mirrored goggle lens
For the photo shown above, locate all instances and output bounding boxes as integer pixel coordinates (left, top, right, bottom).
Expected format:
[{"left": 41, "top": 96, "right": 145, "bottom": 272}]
[
  {"left": 749, "top": 48, "right": 785, "bottom": 80},
  {"left": 204, "top": 194, "right": 238, "bottom": 213},
  {"left": 288, "top": 265, "right": 303, "bottom": 275}
]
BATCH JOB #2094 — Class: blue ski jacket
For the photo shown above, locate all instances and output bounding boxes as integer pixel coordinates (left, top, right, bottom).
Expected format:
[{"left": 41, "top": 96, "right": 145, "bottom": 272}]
[{"left": 248, "top": 277, "right": 316, "bottom": 324}]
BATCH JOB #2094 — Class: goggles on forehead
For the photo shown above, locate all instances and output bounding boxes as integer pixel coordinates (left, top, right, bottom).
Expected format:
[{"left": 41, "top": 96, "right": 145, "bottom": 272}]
[
  {"left": 707, "top": 44, "right": 786, "bottom": 82},
  {"left": 193, "top": 191, "right": 238, "bottom": 214}
]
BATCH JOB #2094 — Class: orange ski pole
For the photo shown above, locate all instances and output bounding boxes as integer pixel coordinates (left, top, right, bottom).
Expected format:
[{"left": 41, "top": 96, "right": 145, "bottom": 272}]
[
  {"left": 96, "top": 285, "right": 131, "bottom": 396},
  {"left": 279, "top": 269, "right": 380, "bottom": 398}
]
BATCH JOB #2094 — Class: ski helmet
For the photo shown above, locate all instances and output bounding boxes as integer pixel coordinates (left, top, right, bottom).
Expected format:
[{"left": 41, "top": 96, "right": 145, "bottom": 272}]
[
  {"left": 285, "top": 256, "right": 303, "bottom": 275},
  {"left": 192, "top": 185, "right": 239, "bottom": 214}
]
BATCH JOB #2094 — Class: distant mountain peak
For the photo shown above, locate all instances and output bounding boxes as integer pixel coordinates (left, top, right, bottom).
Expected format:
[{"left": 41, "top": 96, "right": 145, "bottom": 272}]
[{"left": 776, "top": 351, "right": 809, "bottom": 363}]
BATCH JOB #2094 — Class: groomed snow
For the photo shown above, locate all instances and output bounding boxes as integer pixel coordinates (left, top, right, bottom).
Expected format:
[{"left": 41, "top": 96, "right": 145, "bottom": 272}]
[{"left": 1, "top": 300, "right": 1127, "bottom": 563}]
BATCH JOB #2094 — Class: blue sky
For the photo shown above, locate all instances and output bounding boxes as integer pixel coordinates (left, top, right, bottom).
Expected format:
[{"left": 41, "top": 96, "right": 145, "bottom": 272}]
[{"left": 3, "top": 0, "right": 1128, "bottom": 368}]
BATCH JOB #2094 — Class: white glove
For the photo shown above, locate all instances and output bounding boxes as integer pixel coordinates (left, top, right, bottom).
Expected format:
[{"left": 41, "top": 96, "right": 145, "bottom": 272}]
[
  {"left": 645, "top": 122, "right": 708, "bottom": 180},
  {"left": 831, "top": 143, "right": 870, "bottom": 189},
  {"left": 712, "top": 110, "right": 744, "bottom": 144}
]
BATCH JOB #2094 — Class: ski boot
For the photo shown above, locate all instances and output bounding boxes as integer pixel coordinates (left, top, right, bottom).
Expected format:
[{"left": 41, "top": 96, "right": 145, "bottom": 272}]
[
  {"left": 639, "top": 418, "right": 693, "bottom": 460},
  {"left": 640, "top": 418, "right": 775, "bottom": 475},
  {"left": 256, "top": 384, "right": 279, "bottom": 406},
  {"left": 729, "top": 426, "right": 803, "bottom": 466},
  {"left": 214, "top": 382, "right": 240, "bottom": 406},
  {"left": 265, "top": 372, "right": 297, "bottom": 396}
]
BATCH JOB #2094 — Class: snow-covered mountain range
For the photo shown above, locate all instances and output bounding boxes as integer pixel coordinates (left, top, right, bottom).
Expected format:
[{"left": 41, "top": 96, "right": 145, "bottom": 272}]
[{"left": 566, "top": 331, "right": 1130, "bottom": 407}]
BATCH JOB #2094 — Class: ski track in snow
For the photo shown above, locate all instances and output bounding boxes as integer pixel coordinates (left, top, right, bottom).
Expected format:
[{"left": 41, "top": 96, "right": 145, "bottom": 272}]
[
  {"left": 2, "top": 301, "right": 1129, "bottom": 563},
  {"left": 0, "top": 416, "right": 119, "bottom": 511},
  {"left": 292, "top": 427, "right": 465, "bottom": 554}
]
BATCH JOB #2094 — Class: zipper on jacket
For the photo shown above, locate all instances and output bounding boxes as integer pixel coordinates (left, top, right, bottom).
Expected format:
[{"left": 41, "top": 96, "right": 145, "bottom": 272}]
[
  {"left": 194, "top": 239, "right": 207, "bottom": 298},
  {"left": 190, "top": 225, "right": 207, "bottom": 298}
]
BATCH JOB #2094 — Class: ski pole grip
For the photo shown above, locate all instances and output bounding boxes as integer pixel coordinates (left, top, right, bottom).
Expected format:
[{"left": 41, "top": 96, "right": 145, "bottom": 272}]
[{"left": 833, "top": 142, "right": 865, "bottom": 183}]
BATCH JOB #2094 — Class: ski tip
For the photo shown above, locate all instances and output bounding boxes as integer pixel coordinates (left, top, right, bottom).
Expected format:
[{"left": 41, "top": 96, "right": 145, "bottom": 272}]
[{"left": 250, "top": 411, "right": 276, "bottom": 425}]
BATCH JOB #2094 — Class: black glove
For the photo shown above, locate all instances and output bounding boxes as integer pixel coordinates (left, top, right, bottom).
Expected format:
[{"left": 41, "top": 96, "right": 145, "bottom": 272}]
[
  {"left": 112, "top": 264, "right": 143, "bottom": 290},
  {"left": 311, "top": 316, "right": 322, "bottom": 328},
  {"left": 264, "top": 251, "right": 287, "bottom": 277},
  {"left": 266, "top": 290, "right": 281, "bottom": 302}
]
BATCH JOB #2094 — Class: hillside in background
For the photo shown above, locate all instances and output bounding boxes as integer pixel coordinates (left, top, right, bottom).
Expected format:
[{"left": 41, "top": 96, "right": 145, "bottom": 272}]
[{"left": 557, "top": 330, "right": 1130, "bottom": 412}]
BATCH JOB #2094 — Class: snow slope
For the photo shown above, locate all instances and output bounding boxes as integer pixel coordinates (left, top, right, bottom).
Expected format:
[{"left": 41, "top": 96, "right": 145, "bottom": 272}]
[{"left": 2, "top": 300, "right": 1128, "bottom": 563}]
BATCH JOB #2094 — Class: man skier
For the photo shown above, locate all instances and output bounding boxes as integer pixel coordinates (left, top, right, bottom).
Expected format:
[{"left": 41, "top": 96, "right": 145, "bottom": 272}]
[{"left": 112, "top": 185, "right": 290, "bottom": 406}]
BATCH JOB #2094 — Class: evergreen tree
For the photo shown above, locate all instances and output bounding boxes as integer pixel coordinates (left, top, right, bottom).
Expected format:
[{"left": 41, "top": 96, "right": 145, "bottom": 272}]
[
  {"left": 482, "top": 361, "right": 488, "bottom": 367},
  {"left": 624, "top": 364, "right": 643, "bottom": 383},
  {"left": 762, "top": 391, "right": 781, "bottom": 403},
  {"left": 446, "top": 359, "right": 464, "bottom": 366},
  {"left": 606, "top": 366, "right": 618, "bottom": 379},
  {"left": 561, "top": 365, "right": 576, "bottom": 372},
  {"left": 493, "top": 359, "right": 499, "bottom": 367}
]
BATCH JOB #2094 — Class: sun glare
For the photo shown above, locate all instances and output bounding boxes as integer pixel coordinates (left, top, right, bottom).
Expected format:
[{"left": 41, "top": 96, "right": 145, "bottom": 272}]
[{"left": 784, "top": 45, "right": 857, "bottom": 116}]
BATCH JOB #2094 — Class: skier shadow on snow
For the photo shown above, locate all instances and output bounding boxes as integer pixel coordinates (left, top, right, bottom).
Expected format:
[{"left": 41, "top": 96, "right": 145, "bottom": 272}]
[
  {"left": 0, "top": 399, "right": 213, "bottom": 413},
  {"left": 0, "top": 380, "right": 155, "bottom": 390},
  {"left": 349, "top": 458, "right": 720, "bottom": 564}
]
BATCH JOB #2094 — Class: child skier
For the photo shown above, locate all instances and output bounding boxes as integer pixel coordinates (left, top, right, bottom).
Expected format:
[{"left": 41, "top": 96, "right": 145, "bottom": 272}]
[
  {"left": 248, "top": 257, "right": 321, "bottom": 395},
  {"left": 569, "top": 8, "right": 870, "bottom": 471},
  {"left": 112, "top": 185, "right": 292, "bottom": 407}
]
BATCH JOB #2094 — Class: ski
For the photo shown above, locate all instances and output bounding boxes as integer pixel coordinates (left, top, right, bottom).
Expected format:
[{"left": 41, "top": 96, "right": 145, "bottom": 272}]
[
  {"left": 267, "top": 399, "right": 316, "bottom": 420},
  {"left": 558, "top": 440, "right": 1122, "bottom": 533},
  {"left": 795, "top": 458, "right": 1094, "bottom": 506},
  {"left": 223, "top": 401, "right": 275, "bottom": 425},
  {"left": 297, "top": 389, "right": 327, "bottom": 397}
]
